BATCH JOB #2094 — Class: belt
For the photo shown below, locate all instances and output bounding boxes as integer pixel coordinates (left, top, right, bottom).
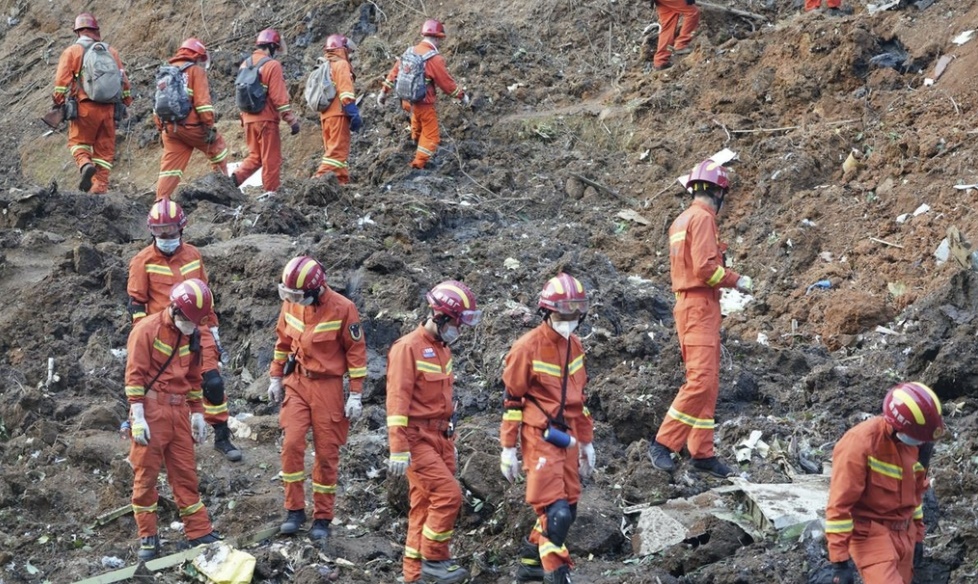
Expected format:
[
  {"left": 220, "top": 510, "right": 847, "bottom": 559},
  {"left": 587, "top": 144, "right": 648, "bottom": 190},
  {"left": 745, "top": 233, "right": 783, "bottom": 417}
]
[
  {"left": 145, "top": 389, "right": 187, "bottom": 406},
  {"left": 857, "top": 518, "right": 911, "bottom": 531},
  {"left": 675, "top": 288, "right": 718, "bottom": 300},
  {"left": 408, "top": 418, "right": 451, "bottom": 432},
  {"left": 297, "top": 365, "right": 335, "bottom": 380}
]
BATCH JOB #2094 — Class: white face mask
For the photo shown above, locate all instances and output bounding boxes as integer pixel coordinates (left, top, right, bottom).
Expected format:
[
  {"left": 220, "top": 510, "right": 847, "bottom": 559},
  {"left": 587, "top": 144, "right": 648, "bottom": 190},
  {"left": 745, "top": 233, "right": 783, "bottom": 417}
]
[
  {"left": 439, "top": 324, "right": 460, "bottom": 345},
  {"left": 155, "top": 237, "right": 181, "bottom": 255},
  {"left": 550, "top": 319, "right": 578, "bottom": 339},
  {"left": 896, "top": 432, "right": 925, "bottom": 446},
  {"left": 174, "top": 316, "right": 197, "bottom": 335}
]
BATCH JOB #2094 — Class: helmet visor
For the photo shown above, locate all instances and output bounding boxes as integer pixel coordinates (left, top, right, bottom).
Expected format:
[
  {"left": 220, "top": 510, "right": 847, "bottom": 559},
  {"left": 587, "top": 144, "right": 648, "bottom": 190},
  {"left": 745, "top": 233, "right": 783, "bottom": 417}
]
[
  {"left": 277, "top": 283, "right": 306, "bottom": 304},
  {"left": 149, "top": 224, "right": 182, "bottom": 238},
  {"left": 552, "top": 298, "right": 589, "bottom": 316},
  {"left": 458, "top": 309, "right": 483, "bottom": 327}
]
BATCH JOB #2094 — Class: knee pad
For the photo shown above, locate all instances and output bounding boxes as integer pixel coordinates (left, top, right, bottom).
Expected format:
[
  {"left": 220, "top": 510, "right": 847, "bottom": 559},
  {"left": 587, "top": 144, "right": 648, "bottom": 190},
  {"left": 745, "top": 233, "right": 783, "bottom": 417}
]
[
  {"left": 201, "top": 369, "right": 225, "bottom": 404},
  {"left": 545, "top": 500, "right": 574, "bottom": 547}
]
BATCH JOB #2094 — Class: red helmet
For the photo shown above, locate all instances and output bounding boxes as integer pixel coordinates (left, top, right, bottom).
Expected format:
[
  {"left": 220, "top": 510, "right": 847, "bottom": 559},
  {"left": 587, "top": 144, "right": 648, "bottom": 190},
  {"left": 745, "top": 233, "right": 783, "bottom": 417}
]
[
  {"left": 539, "top": 273, "right": 589, "bottom": 316},
  {"left": 882, "top": 382, "right": 946, "bottom": 443},
  {"left": 169, "top": 279, "right": 213, "bottom": 325},
  {"left": 73, "top": 13, "right": 99, "bottom": 32},
  {"left": 147, "top": 199, "right": 187, "bottom": 237},
  {"left": 325, "top": 34, "right": 351, "bottom": 51},
  {"left": 427, "top": 280, "right": 481, "bottom": 326},
  {"left": 282, "top": 256, "right": 326, "bottom": 291},
  {"left": 256, "top": 28, "right": 281, "bottom": 47},
  {"left": 686, "top": 159, "right": 730, "bottom": 192},
  {"left": 421, "top": 19, "right": 446, "bottom": 38},
  {"left": 180, "top": 38, "right": 208, "bottom": 58}
]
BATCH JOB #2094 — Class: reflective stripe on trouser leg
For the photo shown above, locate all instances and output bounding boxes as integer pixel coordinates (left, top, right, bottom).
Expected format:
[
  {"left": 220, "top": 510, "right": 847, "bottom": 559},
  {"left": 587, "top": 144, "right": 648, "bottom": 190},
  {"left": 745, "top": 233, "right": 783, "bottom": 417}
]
[
  {"left": 406, "top": 425, "right": 460, "bottom": 562},
  {"left": 522, "top": 425, "right": 578, "bottom": 572},
  {"left": 410, "top": 103, "right": 440, "bottom": 167},
  {"left": 313, "top": 115, "right": 351, "bottom": 183}
]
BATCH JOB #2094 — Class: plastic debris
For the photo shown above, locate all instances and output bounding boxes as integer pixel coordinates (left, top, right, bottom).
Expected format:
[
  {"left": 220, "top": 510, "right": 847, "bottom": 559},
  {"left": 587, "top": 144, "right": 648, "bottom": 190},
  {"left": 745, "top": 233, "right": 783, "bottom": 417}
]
[
  {"left": 934, "top": 238, "right": 950, "bottom": 264},
  {"left": 100, "top": 556, "right": 125, "bottom": 569},
  {"left": 806, "top": 280, "right": 832, "bottom": 294},
  {"left": 192, "top": 543, "right": 256, "bottom": 584},
  {"left": 912, "top": 203, "right": 930, "bottom": 216},
  {"left": 503, "top": 257, "right": 521, "bottom": 270},
  {"left": 736, "top": 430, "right": 769, "bottom": 463},
  {"left": 952, "top": 30, "right": 975, "bottom": 45},
  {"left": 719, "top": 288, "right": 752, "bottom": 316}
]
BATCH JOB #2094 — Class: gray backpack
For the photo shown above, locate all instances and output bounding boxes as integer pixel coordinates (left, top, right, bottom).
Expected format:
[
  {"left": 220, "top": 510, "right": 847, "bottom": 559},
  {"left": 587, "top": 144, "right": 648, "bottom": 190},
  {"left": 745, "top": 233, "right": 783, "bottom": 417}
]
[
  {"left": 304, "top": 58, "right": 337, "bottom": 112},
  {"left": 235, "top": 56, "right": 272, "bottom": 114},
  {"left": 394, "top": 47, "right": 437, "bottom": 102},
  {"left": 80, "top": 41, "right": 123, "bottom": 103},
  {"left": 153, "top": 62, "right": 194, "bottom": 122}
]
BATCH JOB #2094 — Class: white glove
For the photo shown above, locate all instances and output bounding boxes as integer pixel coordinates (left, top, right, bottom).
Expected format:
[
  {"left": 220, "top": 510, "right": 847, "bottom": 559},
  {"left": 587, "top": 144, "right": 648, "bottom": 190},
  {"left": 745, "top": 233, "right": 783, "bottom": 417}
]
[
  {"left": 736, "top": 275, "right": 753, "bottom": 294},
  {"left": 500, "top": 447, "right": 521, "bottom": 483},
  {"left": 268, "top": 377, "right": 283, "bottom": 403},
  {"left": 377, "top": 92, "right": 388, "bottom": 107},
  {"left": 129, "top": 403, "right": 150, "bottom": 446},
  {"left": 388, "top": 451, "right": 411, "bottom": 476},
  {"left": 210, "top": 326, "right": 228, "bottom": 365},
  {"left": 579, "top": 442, "right": 596, "bottom": 478},
  {"left": 344, "top": 393, "right": 363, "bottom": 420},
  {"left": 191, "top": 412, "right": 207, "bottom": 444},
  {"left": 460, "top": 94, "right": 470, "bottom": 107}
]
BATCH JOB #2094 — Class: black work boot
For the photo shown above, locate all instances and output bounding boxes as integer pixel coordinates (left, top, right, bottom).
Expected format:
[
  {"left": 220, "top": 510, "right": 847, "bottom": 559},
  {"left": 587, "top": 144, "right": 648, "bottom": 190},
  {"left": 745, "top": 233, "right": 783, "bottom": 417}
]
[
  {"left": 543, "top": 565, "right": 572, "bottom": 584},
  {"left": 280, "top": 509, "right": 307, "bottom": 535},
  {"left": 189, "top": 531, "right": 222, "bottom": 546},
  {"left": 516, "top": 538, "right": 544, "bottom": 582},
  {"left": 310, "top": 519, "right": 331, "bottom": 541},
  {"left": 213, "top": 422, "right": 242, "bottom": 462},
  {"left": 79, "top": 163, "right": 96, "bottom": 192},
  {"left": 137, "top": 535, "right": 160, "bottom": 561},
  {"left": 648, "top": 441, "right": 676, "bottom": 472},
  {"left": 421, "top": 559, "right": 469, "bottom": 584},
  {"left": 691, "top": 456, "right": 735, "bottom": 478}
]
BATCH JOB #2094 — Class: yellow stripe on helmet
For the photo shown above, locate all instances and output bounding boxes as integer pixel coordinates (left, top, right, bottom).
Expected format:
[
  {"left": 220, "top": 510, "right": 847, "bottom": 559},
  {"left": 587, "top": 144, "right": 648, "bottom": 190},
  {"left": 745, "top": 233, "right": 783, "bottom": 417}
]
[
  {"left": 441, "top": 283, "right": 471, "bottom": 308},
  {"left": 295, "top": 258, "right": 316, "bottom": 289},
  {"left": 185, "top": 279, "right": 204, "bottom": 309},
  {"left": 894, "top": 389, "right": 925, "bottom": 425},
  {"left": 912, "top": 382, "right": 942, "bottom": 416}
]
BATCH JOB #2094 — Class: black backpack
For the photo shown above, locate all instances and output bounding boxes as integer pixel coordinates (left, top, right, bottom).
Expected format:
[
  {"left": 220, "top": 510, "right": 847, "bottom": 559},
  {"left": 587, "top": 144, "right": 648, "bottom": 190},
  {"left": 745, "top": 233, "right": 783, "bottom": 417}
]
[{"left": 235, "top": 56, "right": 272, "bottom": 113}]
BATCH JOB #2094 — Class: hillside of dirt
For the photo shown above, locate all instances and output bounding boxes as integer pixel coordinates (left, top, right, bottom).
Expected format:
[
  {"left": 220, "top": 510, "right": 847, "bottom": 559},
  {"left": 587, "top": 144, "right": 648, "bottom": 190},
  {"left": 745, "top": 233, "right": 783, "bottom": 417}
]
[{"left": 2, "top": 0, "right": 978, "bottom": 582}]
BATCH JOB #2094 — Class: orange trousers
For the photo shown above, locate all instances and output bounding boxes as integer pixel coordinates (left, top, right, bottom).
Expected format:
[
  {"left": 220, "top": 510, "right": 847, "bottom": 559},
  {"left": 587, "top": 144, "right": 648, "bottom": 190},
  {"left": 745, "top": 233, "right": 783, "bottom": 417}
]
[
  {"left": 314, "top": 115, "right": 352, "bottom": 184},
  {"left": 805, "top": 0, "right": 841, "bottom": 9},
  {"left": 156, "top": 125, "right": 229, "bottom": 200},
  {"left": 402, "top": 101, "right": 440, "bottom": 169},
  {"left": 68, "top": 100, "right": 116, "bottom": 193},
  {"left": 850, "top": 520, "right": 916, "bottom": 584},
  {"left": 233, "top": 121, "right": 283, "bottom": 192},
  {"left": 198, "top": 327, "right": 228, "bottom": 426},
  {"left": 655, "top": 290, "right": 721, "bottom": 459},
  {"left": 279, "top": 375, "right": 348, "bottom": 520},
  {"left": 522, "top": 422, "right": 582, "bottom": 573},
  {"left": 402, "top": 425, "right": 461, "bottom": 582},
  {"left": 129, "top": 396, "right": 212, "bottom": 539},
  {"left": 654, "top": 0, "right": 701, "bottom": 68}
]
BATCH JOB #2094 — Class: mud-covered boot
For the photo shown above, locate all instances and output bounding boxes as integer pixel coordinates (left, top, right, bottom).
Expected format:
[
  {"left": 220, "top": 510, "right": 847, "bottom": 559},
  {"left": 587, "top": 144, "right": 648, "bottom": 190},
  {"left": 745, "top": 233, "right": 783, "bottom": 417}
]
[
  {"left": 421, "top": 559, "right": 469, "bottom": 584},
  {"left": 213, "top": 422, "right": 242, "bottom": 462},
  {"left": 79, "top": 163, "right": 96, "bottom": 192},
  {"left": 648, "top": 441, "right": 676, "bottom": 472},
  {"left": 138, "top": 535, "right": 160, "bottom": 561},
  {"left": 516, "top": 538, "right": 544, "bottom": 581},
  {"left": 310, "top": 519, "right": 331, "bottom": 541},
  {"left": 691, "top": 456, "right": 734, "bottom": 478},
  {"left": 189, "top": 531, "right": 222, "bottom": 546},
  {"left": 280, "top": 509, "right": 307, "bottom": 534},
  {"left": 543, "top": 565, "right": 572, "bottom": 584}
]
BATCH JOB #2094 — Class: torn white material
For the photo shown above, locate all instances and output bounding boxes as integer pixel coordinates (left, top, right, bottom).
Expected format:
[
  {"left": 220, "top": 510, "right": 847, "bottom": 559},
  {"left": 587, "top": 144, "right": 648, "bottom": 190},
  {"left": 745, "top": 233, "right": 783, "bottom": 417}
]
[
  {"left": 952, "top": 30, "right": 975, "bottom": 45},
  {"left": 912, "top": 203, "right": 930, "bottom": 216},
  {"left": 867, "top": 0, "right": 900, "bottom": 14},
  {"left": 953, "top": 183, "right": 978, "bottom": 190},
  {"left": 896, "top": 213, "right": 910, "bottom": 224},
  {"left": 736, "top": 430, "right": 770, "bottom": 463},
  {"left": 756, "top": 332, "right": 769, "bottom": 346},
  {"left": 729, "top": 476, "right": 831, "bottom": 532},
  {"left": 192, "top": 543, "right": 256, "bottom": 584},
  {"left": 503, "top": 257, "right": 521, "bottom": 270},
  {"left": 633, "top": 507, "right": 689, "bottom": 555},
  {"left": 934, "top": 237, "right": 950, "bottom": 264},
  {"left": 720, "top": 288, "right": 752, "bottom": 316},
  {"left": 227, "top": 162, "right": 262, "bottom": 191}
]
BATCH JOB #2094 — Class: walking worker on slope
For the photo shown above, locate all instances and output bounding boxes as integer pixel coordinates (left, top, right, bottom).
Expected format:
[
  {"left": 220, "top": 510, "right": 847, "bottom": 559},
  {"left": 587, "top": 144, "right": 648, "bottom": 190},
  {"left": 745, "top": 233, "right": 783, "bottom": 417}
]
[
  {"left": 313, "top": 34, "right": 362, "bottom": 184},
  {"left": 267, "top": 256, "right": 367, "bottom": 541},
  {"left": 127, "top": 199, "right": 241, "bottom": 462},
  {"left": 125, "top": 279, "right": 222, "bottom": 560},
  {"left": 499, "top": 273, "right": 596, "bottom": 584},
  {"left": 385, "top": 280, "right": 482, "bottom": 584},
  {"left": 377, "top": 19, "right": 469, "bottom": 170},
  {"left": 818, "top": 382, "right": 945, "bottom": 584},
  {"left": 231, "top": 28, "right": 300, "bottom": 196},
  {"left": 805, "top": 0, "right": 847, "bottom": 16},
  {"left": 647, "top": 159, "right": 753, "bottom": 478},
  {"left": 154, "top": 38, "right": 230, "bottom": 201},
  {"left": 52, "top": 12, "right": 133, "bottom": 193},
  {"left": 651, "top": 0, "right": 700, "bottom": 71}
]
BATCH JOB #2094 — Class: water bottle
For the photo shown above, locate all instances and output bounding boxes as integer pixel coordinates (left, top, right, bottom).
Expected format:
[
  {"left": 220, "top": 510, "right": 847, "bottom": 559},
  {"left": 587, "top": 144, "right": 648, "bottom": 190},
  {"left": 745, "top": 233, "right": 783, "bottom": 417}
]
[{"left": 543, "top": 425, "right": 577, "bottom": 449}]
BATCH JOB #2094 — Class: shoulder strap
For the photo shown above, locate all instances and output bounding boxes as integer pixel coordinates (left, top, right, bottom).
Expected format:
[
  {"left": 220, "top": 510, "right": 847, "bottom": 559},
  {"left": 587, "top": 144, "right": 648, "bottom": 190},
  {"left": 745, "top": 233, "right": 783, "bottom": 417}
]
[
  {"left": 254, "top": 56, "right": 272, "bottom": 69},
  {"left": 420, "top": 49, "right": 439, "bottom": 60},
  {"left": 144, "top": 331, "right": 180, "bottom": 393},
  {"left": 178, "top": 62, "right": 195, "bottom": 72}
]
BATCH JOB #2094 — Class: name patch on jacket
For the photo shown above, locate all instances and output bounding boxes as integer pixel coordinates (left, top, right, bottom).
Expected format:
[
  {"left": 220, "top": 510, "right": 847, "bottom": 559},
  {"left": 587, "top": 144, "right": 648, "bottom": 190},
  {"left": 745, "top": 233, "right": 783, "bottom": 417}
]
[
  {"left": 349, "top": 323, "right": 362, "bottom": 341},
  {"left": 422, "top": 347, "right": 436, "bottom": 358}
]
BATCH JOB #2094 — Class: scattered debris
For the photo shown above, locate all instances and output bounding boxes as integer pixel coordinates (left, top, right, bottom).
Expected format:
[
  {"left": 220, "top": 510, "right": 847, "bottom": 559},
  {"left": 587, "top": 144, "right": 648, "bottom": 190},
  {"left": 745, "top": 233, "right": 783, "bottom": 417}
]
[
  {"left": 728, "top": 476, "right": 831, "bottom": 533},
  {"left": 946, "top": 226, "right": 974, "bottom": 269},
  {"left": 736, "top": 430, "right": 770, "bottom": 463},
  {"left": 100, "top": 557, "right": 125, "bottom": 570},
  {"left": 953, "top": 183, "right": 978, "bottom": 190},
  {"left": 806, "top": 280, "right": 832, "bottom": 294},
  {"left": 503, "top": 257, "right": 521, "bottom": 270},
  {"left": 887, "top": 282, "right": 908, "bottom": 298},
  {"left": 869, "top": 236, "right": 903, "bottom": 249},
  {"left": 913, "top": 203, "right": 930, "bottom": 216},
  {"left": 867, "top": 0, "right": 900, "bottom": 15},
  {"left": 616, "top": 209, "right": 650, "bottom": 226},
  {"left": 91, "top": 504, "right": 134, "bottom": 528},
  {"left": 192, "top": 543, "right": 256, "bottom": 584},
  {"left": 952, "top": 30, "right": 975, "bottom": 45},
  {"left": 720, "top": 288, "right": 752, "bottom": 316},
  {"left": 632, "top": 506, "right": 689, "bottom": 555}
]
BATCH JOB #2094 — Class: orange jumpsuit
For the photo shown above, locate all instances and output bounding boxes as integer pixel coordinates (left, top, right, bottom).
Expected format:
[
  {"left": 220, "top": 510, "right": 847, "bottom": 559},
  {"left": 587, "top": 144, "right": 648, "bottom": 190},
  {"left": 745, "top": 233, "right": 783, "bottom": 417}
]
[
  {"left": 653, "top": 0, "right": 701, "bottom": 69},
  {"left": 232, "top": 51, "right": 297, "bottom": 193},
  {"left": 52, "top": 35, "right": 133, "bottom": 194},
  {"left": 806, "top": 0, "right": 842, "bottom": 10},
  {"left": 127, "top": 242, "right": 226, "bottom": 424},
  {"left": 271, "top": 287, "right": 366, "bottom": 522},
  {"left": 655, "top": 199, "right": 740, "bottom": 459},
  {"left": 313, "top": 50, "right": 356, "bottom": 184},
  {"left": 386, "top": 325, "right": 463, "bottom": 582},
  {"left": 125, "top": 309, "right": 213, "bottom": 540},
  {"left": 826, "top": 417, "right": 927, "bottom": 584},
  {"left": 155, "top": 49, "right": 229, "bottom": 201},
  {"left": 382, "top": 41, "right": 466, "bottom": 169},
  {"left": 501, "top": 323, "right": 593, "bottom": 574}
]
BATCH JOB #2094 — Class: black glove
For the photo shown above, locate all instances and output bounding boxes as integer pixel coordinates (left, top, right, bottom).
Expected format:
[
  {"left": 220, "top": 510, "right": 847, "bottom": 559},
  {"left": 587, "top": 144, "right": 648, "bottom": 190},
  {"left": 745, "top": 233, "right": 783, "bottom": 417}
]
[
  {"left": 290, "top": 122, "right": 300, "bottom": 136},
  {"left": 913, "top": 542, "right": 924, "bottom": 569},
  {"left": 686, "top": 0, "right": 695, "bottom": 4},
  {"left": 206, "top": 126, "right": 218, "bottom": 144}
]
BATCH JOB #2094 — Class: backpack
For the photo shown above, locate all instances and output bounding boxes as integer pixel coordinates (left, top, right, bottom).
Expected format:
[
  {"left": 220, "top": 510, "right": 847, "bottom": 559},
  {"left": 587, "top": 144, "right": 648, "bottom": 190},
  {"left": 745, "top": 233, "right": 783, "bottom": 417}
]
[
  {"left": 153, "top": 62, "right": 194, "bottom": 122},
  {"left": 80, "top": 41, "right": 123, "bottom": 103},
  {"left": 303, "top": 58, "right": 337, "bottom": 112},
  {"left": 394, "top": 47, "right": 438, "bottom": 103},
  {"left": 235, "top": 56, "right": 272, "bottom": 114}
]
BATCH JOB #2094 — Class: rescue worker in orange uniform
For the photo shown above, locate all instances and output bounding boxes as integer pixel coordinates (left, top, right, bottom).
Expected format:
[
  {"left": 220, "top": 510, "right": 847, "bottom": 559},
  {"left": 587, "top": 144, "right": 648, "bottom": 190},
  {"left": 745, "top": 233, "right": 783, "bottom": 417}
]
[
  {"left": 648, "top": 159, "right": 753, "bottom": 478},
  {"left": 499, "top": 273, "right": 596, "bottom": 584},
  {"left": 805, "top": 0, "right": 845, "bottom": 15},
  {"left": 127, "top": 199, "right": 241, "bottom": 462},
  {"left": 155, "top": 39, "right": 230, "bottom": 201},
  {"left": 267, "top": 256, "right": 367, "bottom": 540},
  {"left": 52, "top": 13, "right": 133, "bottom": 193},
  {"left": 231, "top": 29, "right": 300, "bottom": 196},
  {"left": 377, "top": 19, "right": 469, "bottom": 169},
  {"left": 819, "top": 382, "right": 945, "bottom": 584},
  {"left": 313, "top": 35, "right": 362, "bottom": 184},
  {"left": 651, "top": 0, "right": 700, "bottom": 71},
  {"left": 386, "top": 280, "right": 482, "bottom": 584},
  {"left": 125, "top": 279, "right": 222, "bottom": 560}
]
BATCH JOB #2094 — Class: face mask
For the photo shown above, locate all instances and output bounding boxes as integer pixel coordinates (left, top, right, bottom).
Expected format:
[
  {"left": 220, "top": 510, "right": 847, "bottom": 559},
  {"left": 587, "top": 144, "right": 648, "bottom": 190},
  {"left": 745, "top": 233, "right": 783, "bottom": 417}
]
[
  {"left": 174, "top": 316, "right": 197, "bottom": 336},
  {"left": 155, "top": 237, "right": 180, "bottom": 255},
  {"left": 896, "top": 432, "right": 925, "bottom": 446},
  {"left": 439, "top": 324, "right": 460, "bottom": 345},
  {"left": 550, "top": 319, "right": 578, "bottom": 339}
]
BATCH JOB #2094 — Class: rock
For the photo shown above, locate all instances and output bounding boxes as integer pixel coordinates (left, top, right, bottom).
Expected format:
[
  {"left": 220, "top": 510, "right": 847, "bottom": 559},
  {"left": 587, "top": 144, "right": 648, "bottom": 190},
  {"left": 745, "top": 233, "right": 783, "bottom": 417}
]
[
  {"left": 565, "top": 176, "right": 585, "bottom": 199},
  {"left": 73, "top": 243, "right": 103, "bottom": 274},
  {"left": 363, "top": 251, "right": 404, "bottom": 274},
  {"left": 459, "top": 451, "right": 505, "bottom": 504},
  {"left": 75, "top": 405, "right": 121, "bottom": 432},
  {"left": 568, "top": 488, "right": 625, "bottom": 555}
]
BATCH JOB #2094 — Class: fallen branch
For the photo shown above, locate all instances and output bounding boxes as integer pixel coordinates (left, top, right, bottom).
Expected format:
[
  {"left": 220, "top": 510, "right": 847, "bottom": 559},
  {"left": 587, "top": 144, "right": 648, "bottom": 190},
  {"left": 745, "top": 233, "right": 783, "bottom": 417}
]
[
  {"left": 90, "top": 504, "right": 133, "bottom": 528},
  {"left": 570, "top": 173, "right": 630, "bottom": 203},
  {"left": 698, "top": 1, "right": 767, "bottom": 21},
  {"left": 729, "top": 118, "right": 860, "bottom": 134},
  {"left": 869, "top": 236, "right": 904, "bottom": 249}
]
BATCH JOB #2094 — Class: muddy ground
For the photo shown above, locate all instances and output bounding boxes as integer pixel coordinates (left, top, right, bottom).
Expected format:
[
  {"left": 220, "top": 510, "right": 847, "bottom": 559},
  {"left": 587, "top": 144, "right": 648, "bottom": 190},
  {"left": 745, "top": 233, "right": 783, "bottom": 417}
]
[{"left": 1, "top": 0, "right": 978, "bottom": 582}]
